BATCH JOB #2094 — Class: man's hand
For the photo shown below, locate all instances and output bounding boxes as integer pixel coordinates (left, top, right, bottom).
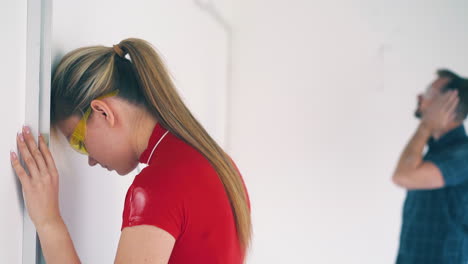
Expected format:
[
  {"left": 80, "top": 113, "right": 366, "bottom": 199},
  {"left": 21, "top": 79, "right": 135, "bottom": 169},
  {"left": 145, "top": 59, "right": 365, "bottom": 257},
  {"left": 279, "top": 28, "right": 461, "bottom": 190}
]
[{"left": 421, "top": 90, "right": 459, "bottom": 139}]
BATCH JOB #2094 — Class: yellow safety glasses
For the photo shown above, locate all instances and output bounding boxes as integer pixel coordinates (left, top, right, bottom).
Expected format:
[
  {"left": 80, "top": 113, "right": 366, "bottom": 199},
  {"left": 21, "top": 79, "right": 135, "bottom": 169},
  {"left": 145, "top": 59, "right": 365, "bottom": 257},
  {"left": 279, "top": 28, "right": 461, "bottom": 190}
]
[{"left": 69, "top": 90, "right": 119, "bottom": 155}]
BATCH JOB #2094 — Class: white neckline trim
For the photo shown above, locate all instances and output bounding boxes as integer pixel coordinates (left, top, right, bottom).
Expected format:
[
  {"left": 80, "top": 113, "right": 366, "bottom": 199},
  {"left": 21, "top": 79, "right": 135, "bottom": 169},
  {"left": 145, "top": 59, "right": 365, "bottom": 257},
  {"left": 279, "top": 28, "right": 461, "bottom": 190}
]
[{"left": 146, "top": 130, "right": 170, "bottom": 164}]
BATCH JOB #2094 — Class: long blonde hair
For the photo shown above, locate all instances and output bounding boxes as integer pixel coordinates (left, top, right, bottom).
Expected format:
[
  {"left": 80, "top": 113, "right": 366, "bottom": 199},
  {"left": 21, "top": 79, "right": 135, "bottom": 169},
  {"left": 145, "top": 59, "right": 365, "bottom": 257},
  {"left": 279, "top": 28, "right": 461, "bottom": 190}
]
[{"left": 50, "top": 38, "right": 252, "bottom": 256}]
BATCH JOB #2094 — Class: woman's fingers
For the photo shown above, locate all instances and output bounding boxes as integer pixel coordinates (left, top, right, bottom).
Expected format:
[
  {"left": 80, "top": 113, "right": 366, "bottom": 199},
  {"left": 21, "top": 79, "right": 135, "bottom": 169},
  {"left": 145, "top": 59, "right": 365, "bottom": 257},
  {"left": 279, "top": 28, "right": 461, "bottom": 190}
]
[
  {"left": 38, "top": 134, "right": 59, "bottom": 179},
  {"left": 16, "top": 131, "right": 40, "bottom": 178},
  {"left": 18, "top": 126, "right": 48, "bottom": 177},
  {"left": 10, "top": 151, "right": 30, "bottom": 189},
  {"left": 23, "top": 126, "right": 49, "bottom": 176}
]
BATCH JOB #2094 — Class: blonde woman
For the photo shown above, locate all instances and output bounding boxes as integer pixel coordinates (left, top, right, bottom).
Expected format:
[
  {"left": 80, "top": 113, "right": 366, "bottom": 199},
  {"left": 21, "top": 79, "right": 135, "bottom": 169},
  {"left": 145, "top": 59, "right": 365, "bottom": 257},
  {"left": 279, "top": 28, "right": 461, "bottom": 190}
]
[{"left": 10, "top": 38, "right": 251, "bottom": 264}]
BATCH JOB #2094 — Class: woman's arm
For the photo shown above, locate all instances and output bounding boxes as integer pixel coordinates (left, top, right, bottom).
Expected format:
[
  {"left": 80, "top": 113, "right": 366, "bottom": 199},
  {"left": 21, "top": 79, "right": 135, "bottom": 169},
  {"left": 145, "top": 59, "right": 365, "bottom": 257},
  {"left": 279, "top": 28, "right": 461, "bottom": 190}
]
[
  {"left": 36, "top": 219, "right": 80, "bottom": 264},
  {"left": 115, "top": 225, "right": 175, "bottom": 264},
  {"left": 11, "top": 126, "right": 80, "bottom": 263}
]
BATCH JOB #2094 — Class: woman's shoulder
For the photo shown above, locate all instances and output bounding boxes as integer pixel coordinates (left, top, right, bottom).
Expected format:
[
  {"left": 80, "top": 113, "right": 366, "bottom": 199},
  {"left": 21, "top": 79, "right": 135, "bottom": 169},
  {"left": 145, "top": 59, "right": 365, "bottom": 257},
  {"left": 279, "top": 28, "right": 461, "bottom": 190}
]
[
  {"left": 150, "top": 133, "right": 217, "bottom": 173},
  {"left": 131, "top": 132, "right": 234, "bottom": 200}
]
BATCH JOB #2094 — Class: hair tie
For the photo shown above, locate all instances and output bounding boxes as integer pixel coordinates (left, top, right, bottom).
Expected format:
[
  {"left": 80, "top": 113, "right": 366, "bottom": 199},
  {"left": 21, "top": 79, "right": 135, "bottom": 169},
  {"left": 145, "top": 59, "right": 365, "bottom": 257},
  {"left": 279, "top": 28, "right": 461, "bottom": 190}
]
[{"left": 113, "top": 44, "right": 126, "bottom": 58}]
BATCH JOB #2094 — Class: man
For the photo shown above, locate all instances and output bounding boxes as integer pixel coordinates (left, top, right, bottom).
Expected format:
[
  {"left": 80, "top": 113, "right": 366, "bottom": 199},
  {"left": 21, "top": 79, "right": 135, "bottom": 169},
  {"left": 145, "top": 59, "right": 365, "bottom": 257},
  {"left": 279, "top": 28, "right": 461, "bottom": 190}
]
[{"left": 393, "top": 69, "right": 468, "bottom": 263}]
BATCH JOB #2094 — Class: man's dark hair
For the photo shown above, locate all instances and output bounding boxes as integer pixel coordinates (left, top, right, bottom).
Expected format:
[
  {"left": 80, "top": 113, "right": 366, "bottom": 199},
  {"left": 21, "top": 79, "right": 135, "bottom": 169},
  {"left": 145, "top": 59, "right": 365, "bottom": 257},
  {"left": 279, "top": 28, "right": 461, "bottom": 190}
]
[{"left": 438, "top": 69, "right": 468, "bottom": 121}]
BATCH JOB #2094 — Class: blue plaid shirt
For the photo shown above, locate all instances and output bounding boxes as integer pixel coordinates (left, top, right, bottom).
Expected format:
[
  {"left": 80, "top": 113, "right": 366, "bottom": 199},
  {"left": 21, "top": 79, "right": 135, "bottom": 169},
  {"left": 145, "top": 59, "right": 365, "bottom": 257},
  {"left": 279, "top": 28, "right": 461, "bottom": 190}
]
[{"left": 396, "top": 125, "right": 468, "bottom": 264}]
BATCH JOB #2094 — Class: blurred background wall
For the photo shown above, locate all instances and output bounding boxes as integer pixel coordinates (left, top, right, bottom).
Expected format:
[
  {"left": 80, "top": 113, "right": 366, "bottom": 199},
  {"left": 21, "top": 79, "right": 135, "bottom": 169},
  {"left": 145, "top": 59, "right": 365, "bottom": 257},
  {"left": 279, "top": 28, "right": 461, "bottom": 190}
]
[{"left": 221, "top": 0, "right": 468, "bottom": 263}]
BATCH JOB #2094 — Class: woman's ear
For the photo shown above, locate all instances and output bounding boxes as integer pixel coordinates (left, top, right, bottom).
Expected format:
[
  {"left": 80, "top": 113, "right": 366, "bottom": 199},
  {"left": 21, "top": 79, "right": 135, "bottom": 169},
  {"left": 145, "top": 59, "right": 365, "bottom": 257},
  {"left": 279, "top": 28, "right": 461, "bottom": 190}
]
[{"left": 90, "top": 99, "right": 115, "bottom": 127}]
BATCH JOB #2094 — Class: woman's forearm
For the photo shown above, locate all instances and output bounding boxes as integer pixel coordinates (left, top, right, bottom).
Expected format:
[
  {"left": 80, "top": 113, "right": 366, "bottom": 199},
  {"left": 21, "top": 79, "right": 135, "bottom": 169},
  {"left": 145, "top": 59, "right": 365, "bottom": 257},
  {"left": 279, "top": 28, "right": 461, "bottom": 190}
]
[{"left": 36, "top": 218, "right": 81, "bottom": 264}]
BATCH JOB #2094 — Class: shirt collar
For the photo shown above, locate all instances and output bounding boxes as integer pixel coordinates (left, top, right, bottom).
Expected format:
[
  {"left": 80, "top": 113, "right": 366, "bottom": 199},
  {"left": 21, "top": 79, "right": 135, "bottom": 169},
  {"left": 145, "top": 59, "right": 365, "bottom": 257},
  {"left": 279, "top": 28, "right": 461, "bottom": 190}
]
[
  {"left": 138, "top": 122, "right": 169, "bottom": 164},
  {"left": 428, "top": 124, "right": 467, "bottom": 149}
]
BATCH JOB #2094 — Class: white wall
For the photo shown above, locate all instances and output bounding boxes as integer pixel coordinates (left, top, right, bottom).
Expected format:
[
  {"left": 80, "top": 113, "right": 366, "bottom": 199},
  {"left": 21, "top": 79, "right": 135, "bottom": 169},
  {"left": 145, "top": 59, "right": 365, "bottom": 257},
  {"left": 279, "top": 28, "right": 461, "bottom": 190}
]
[
  {"left": 0, "top": 0, "right": 27, "bottom": 263},
  {"left": 227, "top": 0, "right": 468, "bottom": 263},
  {"left": 49, "top": 1, "right": 229, "bottom": 263}
]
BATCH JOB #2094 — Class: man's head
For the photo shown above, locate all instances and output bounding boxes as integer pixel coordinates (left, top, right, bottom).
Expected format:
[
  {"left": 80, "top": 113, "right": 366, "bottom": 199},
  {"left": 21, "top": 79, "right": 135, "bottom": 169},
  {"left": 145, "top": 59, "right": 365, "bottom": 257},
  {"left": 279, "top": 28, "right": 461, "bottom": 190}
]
[{"left": 415, "top": 69, "right": 468, "bottom": 121}]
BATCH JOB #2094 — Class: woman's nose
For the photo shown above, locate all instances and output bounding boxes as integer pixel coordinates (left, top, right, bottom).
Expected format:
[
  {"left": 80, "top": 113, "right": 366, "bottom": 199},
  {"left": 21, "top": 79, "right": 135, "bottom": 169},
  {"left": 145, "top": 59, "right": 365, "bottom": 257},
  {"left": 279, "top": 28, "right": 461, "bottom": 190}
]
[{"left": 88, "top": 157, "right": 98, "bottom": 167}]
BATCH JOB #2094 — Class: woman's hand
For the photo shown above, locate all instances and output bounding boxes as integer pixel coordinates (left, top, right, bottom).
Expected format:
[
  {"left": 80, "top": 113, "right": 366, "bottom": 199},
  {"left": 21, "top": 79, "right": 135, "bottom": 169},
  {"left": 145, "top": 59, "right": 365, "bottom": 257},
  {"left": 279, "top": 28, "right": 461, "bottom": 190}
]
[{"left": 10, "top": 125, "right": 62, "bottom": 230}]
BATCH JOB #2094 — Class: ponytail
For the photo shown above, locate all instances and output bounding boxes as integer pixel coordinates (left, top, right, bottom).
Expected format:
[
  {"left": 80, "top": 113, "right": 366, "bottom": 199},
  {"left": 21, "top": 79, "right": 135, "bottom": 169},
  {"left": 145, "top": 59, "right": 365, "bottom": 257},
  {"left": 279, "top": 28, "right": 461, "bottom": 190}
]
[{"left": 118, "top": 38, "right": 252, "bottom": 256}]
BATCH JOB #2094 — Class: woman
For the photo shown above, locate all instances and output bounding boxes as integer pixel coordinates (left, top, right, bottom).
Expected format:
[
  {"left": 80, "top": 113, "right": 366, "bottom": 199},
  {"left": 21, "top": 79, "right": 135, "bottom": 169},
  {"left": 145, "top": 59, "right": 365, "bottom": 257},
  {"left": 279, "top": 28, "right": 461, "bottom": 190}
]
[{"left": 10, "top": 38, "right": 251, "bottom": 263}]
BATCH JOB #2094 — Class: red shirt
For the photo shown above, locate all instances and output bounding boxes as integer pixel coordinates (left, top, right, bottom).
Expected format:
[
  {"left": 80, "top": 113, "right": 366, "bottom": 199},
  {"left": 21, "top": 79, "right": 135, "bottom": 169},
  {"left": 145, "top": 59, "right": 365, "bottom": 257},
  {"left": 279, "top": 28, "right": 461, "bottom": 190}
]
[{"left": 121, "top": 123, "right": 248, "bottom": 263}]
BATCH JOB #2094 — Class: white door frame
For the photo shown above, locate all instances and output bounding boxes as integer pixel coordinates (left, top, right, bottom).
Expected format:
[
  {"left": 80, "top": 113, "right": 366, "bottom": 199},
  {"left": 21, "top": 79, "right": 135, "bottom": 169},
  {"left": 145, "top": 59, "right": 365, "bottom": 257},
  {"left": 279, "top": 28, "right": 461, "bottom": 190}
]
[{"left": 24, "top": 0, "right": 52, "bottom": 263}]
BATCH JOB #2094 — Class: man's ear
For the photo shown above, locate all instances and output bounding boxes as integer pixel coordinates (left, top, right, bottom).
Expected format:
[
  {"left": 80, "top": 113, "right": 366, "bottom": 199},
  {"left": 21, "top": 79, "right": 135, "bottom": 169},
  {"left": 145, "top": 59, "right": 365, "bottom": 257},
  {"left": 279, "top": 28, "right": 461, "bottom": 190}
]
[{"left": 90, "top": 99, "right": 115, "bottom": 127}]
